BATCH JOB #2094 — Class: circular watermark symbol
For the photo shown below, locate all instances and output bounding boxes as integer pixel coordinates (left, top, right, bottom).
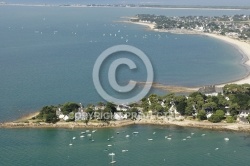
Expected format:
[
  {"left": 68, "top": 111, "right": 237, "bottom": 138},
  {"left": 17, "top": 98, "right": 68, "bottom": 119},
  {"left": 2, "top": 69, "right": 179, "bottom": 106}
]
[{"left": 92, "top": 45, "right": 154, "bottom": 105}]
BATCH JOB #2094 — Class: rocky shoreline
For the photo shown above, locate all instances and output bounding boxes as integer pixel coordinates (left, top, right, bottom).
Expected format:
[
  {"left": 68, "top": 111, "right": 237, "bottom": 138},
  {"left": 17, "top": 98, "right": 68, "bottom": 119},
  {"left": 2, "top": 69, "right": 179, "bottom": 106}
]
[{"left": 1, "top": 118, "right": 250, "bottom": 132}]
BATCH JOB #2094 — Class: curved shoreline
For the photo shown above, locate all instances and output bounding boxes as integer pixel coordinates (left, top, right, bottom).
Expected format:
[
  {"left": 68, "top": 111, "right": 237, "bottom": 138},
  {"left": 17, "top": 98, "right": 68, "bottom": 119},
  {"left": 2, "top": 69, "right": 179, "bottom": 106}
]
[{"left": 125, "top": 21, "right": 250, "bottom": 87}]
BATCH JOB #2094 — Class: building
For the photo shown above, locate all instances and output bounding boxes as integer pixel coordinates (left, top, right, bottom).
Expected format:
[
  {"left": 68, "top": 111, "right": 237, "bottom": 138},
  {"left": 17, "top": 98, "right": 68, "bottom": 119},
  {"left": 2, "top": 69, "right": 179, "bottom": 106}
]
[
  {"left": 198, "top": 85, "right": 223, "bottom": 96},
  {"left": 113, "top": 112, "right": 127, "bottom": 120},
  {"left": 56, "top": 108, "right": 62, "bottom": 116},
  {"left": 75, "top": 111, "right": 88, "bottom": 121},
  {"left": 116, "top": 104, "right": 130, "bottom": 111},
  {"left": 206, "top": 112, "right": 213, "bottom": 118},
  {"left": 63, "top": 115, "right": 69, "bottom": 121},
  {"left": 239, "top": 110, "right": 250, "bottom": 118},
  {"left": 168, "top": 104, "right": 180, "bottom": 117}
]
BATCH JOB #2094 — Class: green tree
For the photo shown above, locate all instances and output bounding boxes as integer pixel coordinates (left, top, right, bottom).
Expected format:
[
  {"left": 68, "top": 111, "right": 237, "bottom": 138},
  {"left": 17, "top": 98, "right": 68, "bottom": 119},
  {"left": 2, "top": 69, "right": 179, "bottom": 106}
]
[
  {"left": 208, "top": 114, "right": 221, "bottom": 123},
  {"left": 127, "top": 107, "right": 139, "bottom": 120},
  {"left": 185, "top": 104, "right": 195, "bottom": 116},
  {"left": 247, "top": 114, "right": 250, "bottom": 123},
  {"left": 106, "top": 102, "right": 117, "bottom": 114},
  {"left": 174, "top": 96, "right": 187, "bottom": 115},
  {"left": 215, "top": 110, "right": 225, "bottom": 119},
  {"left": 203, "top": 102, "right": 217, "bottom": 112},
  {"left": 68, "top": 112, "right": 75, "bottom": 121},
  {"left": 226, "top": 116, "right": 235, "bottom": 123},
  {"left": 197, "top": 110, "right": 207, "bottom": 120},
  {"left": 86, "top": 107, "right": 94, "bottom": 121},
  {"left": 229, "top": 103, "right": 240, "bottom": 116},
  {"left": 37, "top": 106, "right": 59, "bottom": 123},
  {"left": 62, "top": 102, "right": 80, "bottom": 115},
  {"left": 208, "top": 110, "right": 225, "bottom": 123}
]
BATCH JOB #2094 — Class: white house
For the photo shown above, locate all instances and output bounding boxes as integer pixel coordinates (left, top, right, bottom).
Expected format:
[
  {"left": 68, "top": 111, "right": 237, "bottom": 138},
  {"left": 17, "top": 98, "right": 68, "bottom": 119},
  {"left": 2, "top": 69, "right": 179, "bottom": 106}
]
[
  {"left": 113, "top": 112, "right": 127, "bottom": 120},
  {"left": 239, "top": 110, "right": 250, "bottom": 118},
  {"left": 160, "top": 100, "right": 166, "bottom": 108},
  {"left": 56, "top": 108, "right": 62, "bottom": 116},
  {"left": 63, "top": 115, "right": 69, "bottom": 121},
  {"left": 206, "top": 112, "right": 213, "bottom": 118},
  {"left": 94, "top": 105, "right": 105, "bottom": 111},
  {"left": 168, "top": 104, "right": 180, "bottom": 116},
  {"left": 116, "top": 104, "right": 130, "bottom": 111},
  {"left": 59, "top": 114, "right": 65, "bottom": 119},
  {"left": 148, "top": 98, "right": 152, "bottom": 106}
]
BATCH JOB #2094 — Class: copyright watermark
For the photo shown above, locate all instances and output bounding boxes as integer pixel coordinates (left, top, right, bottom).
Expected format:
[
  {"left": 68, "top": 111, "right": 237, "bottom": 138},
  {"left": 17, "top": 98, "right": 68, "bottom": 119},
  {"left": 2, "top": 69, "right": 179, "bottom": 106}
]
[{"left": 92, "top": 45, "right": 154, "bottom": 105}]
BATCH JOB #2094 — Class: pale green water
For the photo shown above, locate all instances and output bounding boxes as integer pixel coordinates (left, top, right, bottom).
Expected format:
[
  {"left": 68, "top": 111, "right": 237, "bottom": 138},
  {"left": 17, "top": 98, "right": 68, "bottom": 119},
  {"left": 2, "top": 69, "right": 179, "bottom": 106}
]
[{"left": 1, "top": 125, "right": 250, "bottom": 166}]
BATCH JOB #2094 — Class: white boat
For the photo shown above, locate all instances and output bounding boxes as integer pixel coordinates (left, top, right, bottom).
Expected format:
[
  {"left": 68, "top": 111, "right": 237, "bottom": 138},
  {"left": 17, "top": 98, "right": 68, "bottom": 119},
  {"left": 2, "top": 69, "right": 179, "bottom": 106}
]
[
  {"left": 80, "top": 135, "right": 85, "bottom": 138},
  {"left": 187, "top": 136, "right": 191, "bottom": 139},
  {"left": 87, "top": 134, "right": 92, "bottom": 137},
  {"left": 110, "top": 136, "right": 114, "bottom": 139},
  {"left": 107, "top": 144, "right": 112, "bottom": 147},
  {"left": 109, "top": 153, "right": 116, "bottom": 164},
  {"left": 122, "top": 150, "right": 128, "bottom": 152},
  {"left": 125, "top": 135, "right": 130, "bottom": 138},
  {"left": 153, "top": 132, "right": 156, "bottom": 134},
  {"left": 72, "top": 137, "right": 76, "bottom": 140},
  {"left": 224, "top": 138, "right": 229, "bottom": 141},
  {"left": 107, "top": 139, "right": 110, "bottom": 141},
  {"left": 202, "top": 134, "right": 206, "bottom": 136},
  {"left": 116, "top": 132, "right": 119, "bottom": 134},
  {"left": 183, "top": 139, "right": 186, "bottom": 141},
  {"left": 133, "top": 132, "right": 139, "bottom": 134},
  {"left": 191, "top": 133, "right": 194, "bottom": 135},
  {"left": 69, "top": 143, "right": 73, "bottom": 146},
  {"left": 165, "top": 136, "right": 168, "bottom": 139},
  {"left": 86, "top": 130, "right": 90, "bottom": 132},
  {"left": 215, "top": 148, "right": 219, "bottom": 150},
  {"left": 148, "top": 139, "right": 153, "bottom": 141},
  {"left": 81, "top": 132, "right": 85, "bottom": 134},
  {"left": 92, "top": 130, "right": 96, "bottom": 133},
  {"left": 167, "top": 138, "right": 172, "bottom": 140}
]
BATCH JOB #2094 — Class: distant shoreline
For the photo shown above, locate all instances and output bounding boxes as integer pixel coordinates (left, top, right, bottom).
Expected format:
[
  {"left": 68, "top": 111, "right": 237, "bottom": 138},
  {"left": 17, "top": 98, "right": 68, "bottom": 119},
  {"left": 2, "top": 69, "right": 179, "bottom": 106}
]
[
  {"left": 125, "top": 20, "right": 250, "bottom": 87},
  {"left": 0, "top": 3, "right": 248, "bottom": 10}
]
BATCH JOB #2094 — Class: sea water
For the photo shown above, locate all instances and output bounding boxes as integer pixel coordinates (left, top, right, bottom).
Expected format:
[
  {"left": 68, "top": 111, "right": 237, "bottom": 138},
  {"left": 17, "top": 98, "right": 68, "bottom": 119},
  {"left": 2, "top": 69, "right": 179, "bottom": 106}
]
[
  {"left": 1, "top": 5, "right": 250, "bottom": 166},
  {"left": 1, "top": 6, "right": 250, "bottom": 121},
  {"left": 1, "top": 125, "right": 250, "bottom": 166}
]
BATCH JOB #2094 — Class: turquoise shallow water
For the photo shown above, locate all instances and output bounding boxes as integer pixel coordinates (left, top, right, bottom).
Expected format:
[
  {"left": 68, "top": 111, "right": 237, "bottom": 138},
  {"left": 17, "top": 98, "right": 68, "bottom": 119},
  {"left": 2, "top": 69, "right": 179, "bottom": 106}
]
[
  {"left": 1, "top": 6, "right": 250, "bottom": 121},
  {"left": 1, "top": 125, "right": 250, "bottom": 166}
]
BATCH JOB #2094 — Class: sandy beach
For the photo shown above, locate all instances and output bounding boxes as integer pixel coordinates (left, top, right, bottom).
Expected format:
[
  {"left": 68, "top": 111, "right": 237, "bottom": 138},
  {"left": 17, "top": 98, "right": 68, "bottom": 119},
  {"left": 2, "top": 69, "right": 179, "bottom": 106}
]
[
  {"left": 203, "top": 33, "right": 250, "bottom": 86},
  {"left": 126, "top": 20, "right": 250, "bottom": 86}
]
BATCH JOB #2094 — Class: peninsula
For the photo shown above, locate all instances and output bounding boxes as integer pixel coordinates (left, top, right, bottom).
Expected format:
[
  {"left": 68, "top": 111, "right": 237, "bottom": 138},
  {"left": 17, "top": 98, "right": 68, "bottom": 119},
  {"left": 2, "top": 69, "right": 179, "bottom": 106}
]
[{"left": 2, "top": 84, "right": 250, "bottom": 132}]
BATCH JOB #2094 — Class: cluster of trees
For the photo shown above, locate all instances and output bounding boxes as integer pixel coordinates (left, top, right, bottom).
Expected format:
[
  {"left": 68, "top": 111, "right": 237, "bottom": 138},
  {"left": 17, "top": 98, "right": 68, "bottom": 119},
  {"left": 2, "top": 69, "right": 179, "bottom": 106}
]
[
  {"left": 37, "top": 102, "right": 81, "bottom": 123},
  {"left": 36, "top": 84, "right": 250, "bottom": 124},
  {"left": 140, "top": 84, "right": 250, "bottom": 123},
  {"left": 37, "top": 106, "right": 59, "bottom": 123}
]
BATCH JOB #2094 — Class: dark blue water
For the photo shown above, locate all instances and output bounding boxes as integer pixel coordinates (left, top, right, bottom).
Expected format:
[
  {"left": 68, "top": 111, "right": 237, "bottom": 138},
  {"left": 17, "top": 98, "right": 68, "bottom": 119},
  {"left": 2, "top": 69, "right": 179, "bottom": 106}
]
[{"left": 0, "top": 6, "right": 250, "bottom": 121}]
